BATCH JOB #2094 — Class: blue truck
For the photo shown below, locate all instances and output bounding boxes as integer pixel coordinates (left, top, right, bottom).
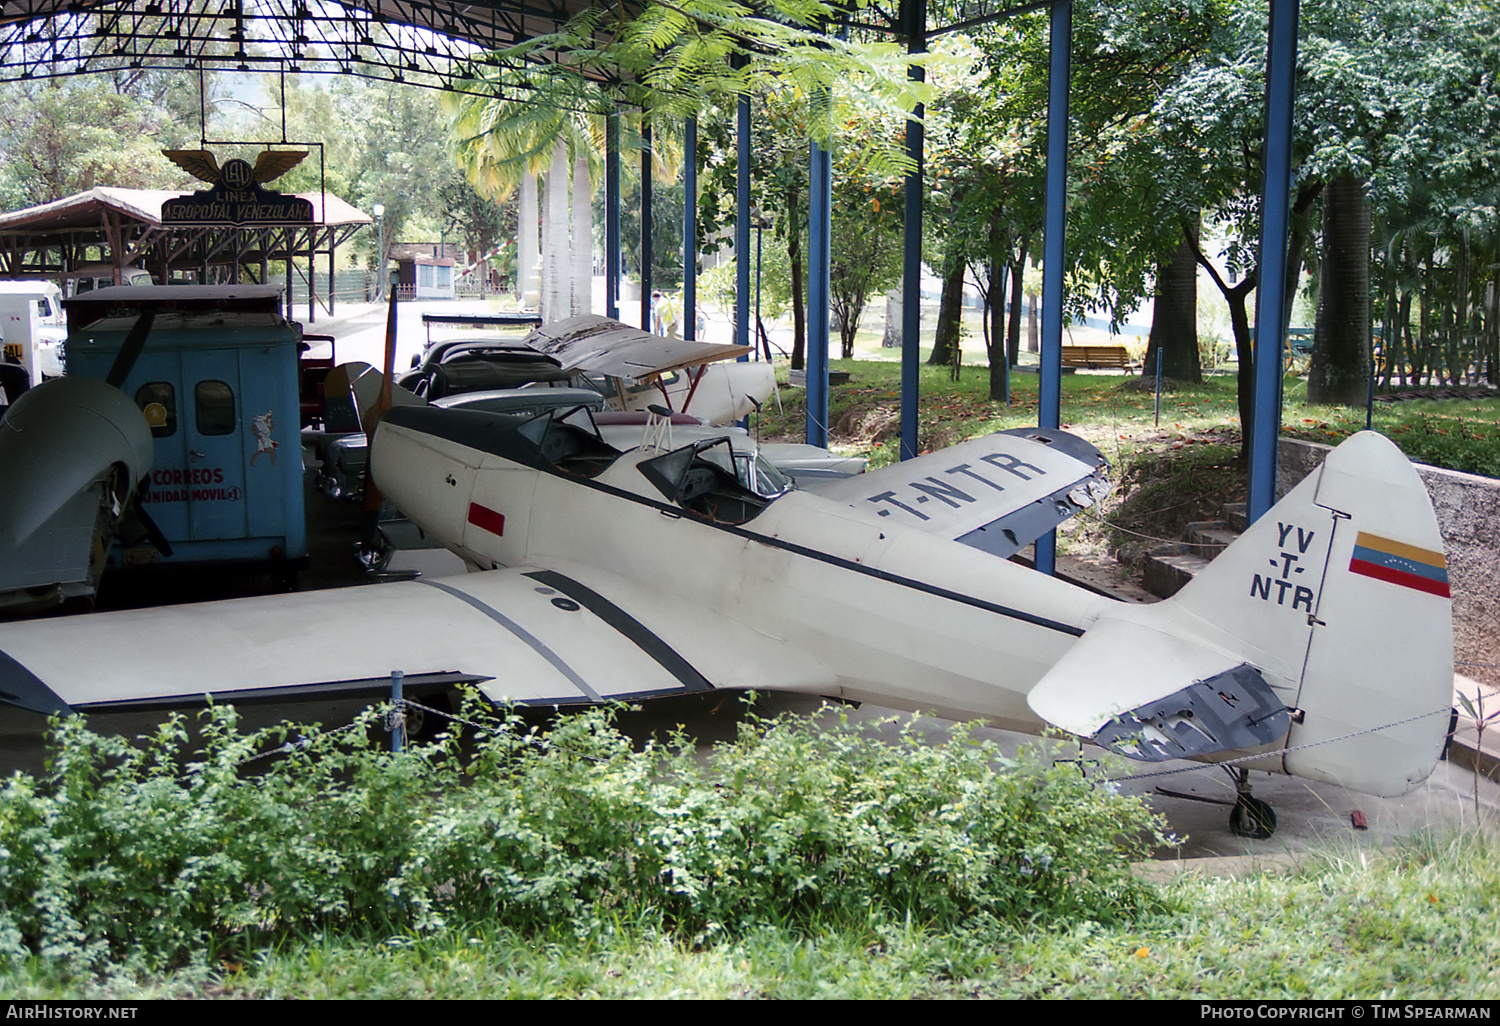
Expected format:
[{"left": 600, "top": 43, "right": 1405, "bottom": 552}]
[{"left": 63, "top": 285, "right": 308, "bottom": 583}]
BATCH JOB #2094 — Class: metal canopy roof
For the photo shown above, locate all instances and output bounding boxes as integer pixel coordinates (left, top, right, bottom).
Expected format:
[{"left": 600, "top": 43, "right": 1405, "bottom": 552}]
[
  {"left": 0, "top": 0, "right": 1020, "bottom": 92},
  {"left": 0, "top": 186, "right": 370, "bottom": 234},
  {"left": 0, "top": 0, "right": 640, "bottom": 93},
  {"left": 0, "top": 186, "right": 373, "bottom": 314}
]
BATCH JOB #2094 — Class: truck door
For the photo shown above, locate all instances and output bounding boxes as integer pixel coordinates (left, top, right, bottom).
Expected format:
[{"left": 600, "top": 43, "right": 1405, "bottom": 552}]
[{"left": 180, "top": 350, "right": 249, "bottom": 542}]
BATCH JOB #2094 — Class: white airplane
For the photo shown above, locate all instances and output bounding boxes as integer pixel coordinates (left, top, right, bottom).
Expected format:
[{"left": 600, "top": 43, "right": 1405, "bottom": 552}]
[{"left": 0, "top": 403, "right": 1452, "bottom": 836}]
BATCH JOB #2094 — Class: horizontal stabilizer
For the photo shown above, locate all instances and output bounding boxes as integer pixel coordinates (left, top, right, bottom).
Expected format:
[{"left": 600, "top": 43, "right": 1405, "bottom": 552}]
[
  {"left": 1034, "top": 431, "right": 1451, "bottom": 796},
  {"left": 810, "top": 428, "right": 1108, "bottom": 556},
  {"left": 1027, "top": 615, "right": 1291, "bottom": 761}
]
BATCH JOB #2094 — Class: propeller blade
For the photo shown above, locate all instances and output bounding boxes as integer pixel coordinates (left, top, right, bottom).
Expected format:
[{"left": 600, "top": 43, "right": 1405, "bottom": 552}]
[
  {"left": 129, "top": 494, "right": 173, "bottom": 558},
  {"left": 104, "top": 310, "right": 156, "bottom": 390}
]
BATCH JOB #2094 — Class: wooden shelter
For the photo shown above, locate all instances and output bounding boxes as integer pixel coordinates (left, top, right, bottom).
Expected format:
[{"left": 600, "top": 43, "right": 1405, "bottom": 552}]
[{"left": 0, "top": 186, "right": 372, "bottom": 322}]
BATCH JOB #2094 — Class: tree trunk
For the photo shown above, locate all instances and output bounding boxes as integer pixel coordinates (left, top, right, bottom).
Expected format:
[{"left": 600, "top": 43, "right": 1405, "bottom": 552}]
[
  {"left": 518, "top": 170, "right": 539, "bottom": 305},
  {"left": 1282, "top": 181, "right": 1324, "bottom": 335},
  {"left": 1397, "top": 290, "right": 1413, "bottom": 388},
  {"left": 1308, "top": 175, "right": 1372, "bottom": 405},
  {"left": 835, "top": 293, "right": 861, "bottom": 359},
  {"left": 570, "top": 151, "right": 593, "bottom": 316},
  {"left": 1143, "top": 223, "right": 1201, "bottom": 383},
  {"left": 927, "top": 255, "right": 964, "bottom": 367},
  {"left": 541, "top": 141, "right": 570, "bottom": 324},
  {"left": 1488, "top": 277, "right": 1499, "bottom": 385},
  {"left": 1192, "top": 235, "right": 1256, "bottom": 458},
  {"left": 788, "top": 182, "right": 806, "bottom": 371},
  {"left": 986, "top": 216, "right": 1009, "bottom": 403},
  {"left": 1007, "top": 234, "right": 1029, "bottom": 367}
]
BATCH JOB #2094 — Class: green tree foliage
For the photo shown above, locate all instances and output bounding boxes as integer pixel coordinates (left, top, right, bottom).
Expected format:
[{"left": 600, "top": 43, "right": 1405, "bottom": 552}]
[
  {"left": 0, "top": 77, "right": 200, "bottom": 208},
  {"left": 271, "top": 78, "right": 493, "bottom": 268},
  {"left": 961, "top": 3, "right": 1219, "bottom": 402},
  {"left": 697, "top": 88, "right": 908, "bottom": 369},
  {"left": 920, "top": 38, "right": 1049, "bottom": 398},
  {"left": 976, "top": 0, "right": 1500, "bottom": 430},
  {"left": 831, "top": 174, "right": 904, "bottom": 358}
]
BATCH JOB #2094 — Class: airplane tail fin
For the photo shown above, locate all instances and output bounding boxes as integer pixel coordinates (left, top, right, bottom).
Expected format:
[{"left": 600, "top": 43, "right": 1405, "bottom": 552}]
[{"left": 1029, "top": 432, "right": 1452, "bottom": 797}]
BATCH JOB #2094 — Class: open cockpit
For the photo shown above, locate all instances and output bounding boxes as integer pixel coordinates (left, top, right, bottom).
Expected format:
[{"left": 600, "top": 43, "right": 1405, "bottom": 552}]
[
  {"left": 637, "top": 436, "right": 791, "bottom": 525},
  {"left": 378, "top": 404, "right": 793, "bottom": 526},
  {"left": 380, "top": 403, "right": 623, "bottom": 480}
]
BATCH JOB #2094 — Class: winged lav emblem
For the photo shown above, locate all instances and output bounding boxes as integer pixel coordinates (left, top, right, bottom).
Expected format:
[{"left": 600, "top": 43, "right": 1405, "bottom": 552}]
[{"left": 162, "top": 149, "right": 308, "bottom": 190}]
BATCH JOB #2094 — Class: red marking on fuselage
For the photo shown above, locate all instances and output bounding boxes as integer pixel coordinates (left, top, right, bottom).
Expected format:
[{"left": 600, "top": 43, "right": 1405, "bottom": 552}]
[{"left": 467, "top": 502, "right": 505, "bottom": 536}]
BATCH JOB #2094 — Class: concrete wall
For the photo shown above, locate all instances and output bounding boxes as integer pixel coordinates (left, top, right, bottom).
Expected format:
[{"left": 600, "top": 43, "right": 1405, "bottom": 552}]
[{"left": 1279, "top": 438, "right": 1500, "bottom": 686}]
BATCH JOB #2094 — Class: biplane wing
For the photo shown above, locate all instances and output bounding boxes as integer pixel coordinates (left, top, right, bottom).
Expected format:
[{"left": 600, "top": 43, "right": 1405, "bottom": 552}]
[{"left": 522, "top": 314, "right": 750, "bottom": 378}]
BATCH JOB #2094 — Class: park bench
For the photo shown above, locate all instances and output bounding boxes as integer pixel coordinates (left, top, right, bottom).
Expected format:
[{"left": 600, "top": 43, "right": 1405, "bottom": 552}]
[{"left": 1060, "top": 344, "right": 1136, "bottom": 370}]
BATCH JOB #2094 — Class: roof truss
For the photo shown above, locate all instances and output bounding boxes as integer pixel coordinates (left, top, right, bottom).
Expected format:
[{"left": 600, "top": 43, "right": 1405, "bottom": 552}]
[{"left": 0, "top": 0, "right": 1024, "bottom": 93}]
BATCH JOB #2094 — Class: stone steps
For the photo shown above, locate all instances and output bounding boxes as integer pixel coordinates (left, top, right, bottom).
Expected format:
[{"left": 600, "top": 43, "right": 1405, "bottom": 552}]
[
  {"left": 1142, "top": 506, "right": 1243, "bottom": 599},
  {"left": 1142, "top": 502, "right": 1255, "bottom": 599}
]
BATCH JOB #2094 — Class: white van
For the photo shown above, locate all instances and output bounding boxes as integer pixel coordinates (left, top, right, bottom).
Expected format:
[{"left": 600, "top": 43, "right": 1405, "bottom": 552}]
[{"left": 63, "top": 264, "right": 154, "bottom": 297}]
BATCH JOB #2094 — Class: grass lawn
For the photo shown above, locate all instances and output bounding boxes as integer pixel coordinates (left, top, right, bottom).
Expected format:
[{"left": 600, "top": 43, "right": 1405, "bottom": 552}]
[
  {"left": 756, "top": 356, "right": 1500, "bottom": 567},
  {"left": 760, "top": 354, "right": 1500, "bottom": 480},
  {"left": 12, "top": 830, "right": 1499, "bottom": 999}
]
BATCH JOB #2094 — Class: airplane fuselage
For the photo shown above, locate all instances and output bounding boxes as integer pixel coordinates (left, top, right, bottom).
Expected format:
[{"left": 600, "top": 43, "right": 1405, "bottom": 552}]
[{"left": 373, "top": 413, "right": 1117, "bottom": 732}]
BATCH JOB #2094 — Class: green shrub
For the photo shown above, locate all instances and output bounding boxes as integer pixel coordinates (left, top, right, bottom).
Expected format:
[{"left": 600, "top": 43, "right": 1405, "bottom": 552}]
[{"left": 0, "top": 699, "right": 1170, "bottom": 971}]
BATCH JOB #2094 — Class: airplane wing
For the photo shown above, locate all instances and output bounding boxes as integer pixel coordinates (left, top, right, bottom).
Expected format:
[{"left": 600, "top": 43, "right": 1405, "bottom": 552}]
[
  {"left": 522, "top": 314, "right": 751, "bottom": 377},
  {"left": 806, "top": 428, "right": 1110, "bottom": 557},
  {"left": 0, "top": 560, "right": 835, "bottom": 717}
]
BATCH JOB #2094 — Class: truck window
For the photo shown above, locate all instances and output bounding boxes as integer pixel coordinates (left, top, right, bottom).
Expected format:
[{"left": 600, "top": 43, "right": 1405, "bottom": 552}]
[
  {"left": 195, "top": 380, "right": 235, "bottom": 435},
  {"left": 135, "top": 382, "right": 176, "bottom": 437}
]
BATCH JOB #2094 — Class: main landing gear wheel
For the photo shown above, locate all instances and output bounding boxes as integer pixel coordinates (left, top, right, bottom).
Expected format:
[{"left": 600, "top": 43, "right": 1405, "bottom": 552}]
[
  {"left": 404, "top": 692, "right": 454, "bottom": 743},
  {"left": 1230, "top": 794, "right": 1277, "bottom": 839},
  {"left": 1228, "top": 768, "right": 1277, "bottom": 839}
]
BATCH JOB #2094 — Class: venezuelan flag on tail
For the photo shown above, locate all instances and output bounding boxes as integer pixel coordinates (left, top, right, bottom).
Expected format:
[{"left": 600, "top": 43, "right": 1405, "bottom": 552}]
[{"left": 1348, "top": 532, "right": 1450, "bottom": 598}]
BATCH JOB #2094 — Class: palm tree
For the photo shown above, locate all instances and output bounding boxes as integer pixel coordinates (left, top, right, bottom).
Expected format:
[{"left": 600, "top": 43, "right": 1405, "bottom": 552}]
[
  {"left": 448, "top": 75, "right": 602, "bottom": 318},
  {"left": 446, "top": 69, "right": 687, "bottom": 322}
]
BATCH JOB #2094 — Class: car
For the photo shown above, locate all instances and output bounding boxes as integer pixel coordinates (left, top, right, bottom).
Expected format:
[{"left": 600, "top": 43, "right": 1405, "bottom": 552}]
[{"left": 63, "top": 264, "right": 154, "bottom": 297}]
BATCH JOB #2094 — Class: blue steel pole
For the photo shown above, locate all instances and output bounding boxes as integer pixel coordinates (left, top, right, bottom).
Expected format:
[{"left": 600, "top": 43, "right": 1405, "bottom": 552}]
[
  {"left": 1035, "top": 0, "right": 1072, "bottom": 577},
  {"left": 900, "top": 0, "right": 926, "bottom": 462},
  {"left": 684, "top": 116, "right": 697, "bottom": 340},
  {"left": 736, "top": 57, "right": 752, "bottom": 353},
  {"left": 641, "top": 120, "right": 653, "bottom": 331},
  {"left": 606, "top": 112, "right": 620, "bottom": 321},
  {"left": 807, "top": 131, "right": 831, "bottom": 448},
  {"left": 1248, "top": 0, "right": 1300, "bottom": 522},
  {"left": 390, "top": 669, "right": 404, "bottom": 753}
]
